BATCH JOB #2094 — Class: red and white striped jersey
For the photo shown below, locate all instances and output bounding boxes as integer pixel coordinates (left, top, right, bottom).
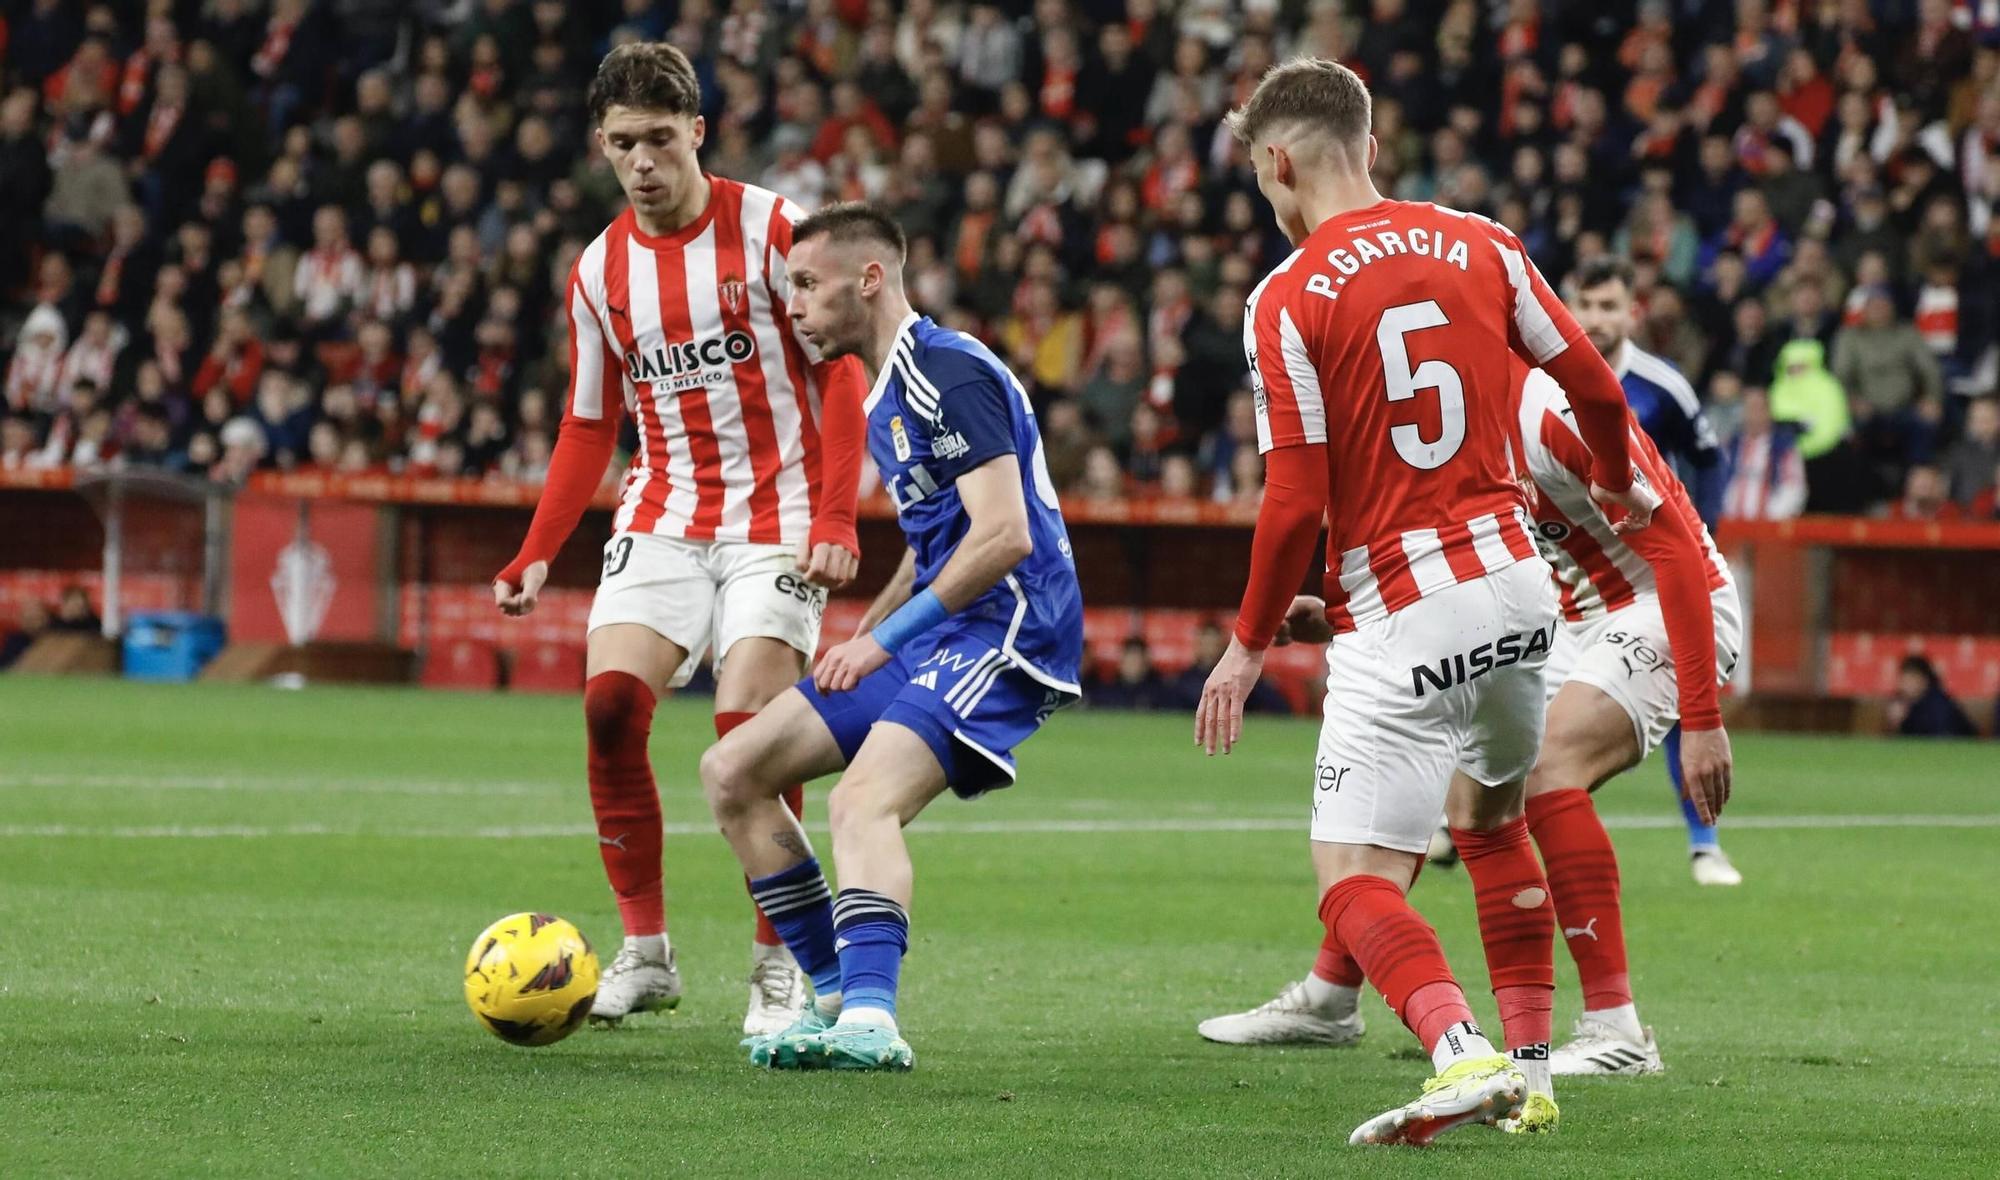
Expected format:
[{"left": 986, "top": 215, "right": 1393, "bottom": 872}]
[
  {"left": 563, "top": 174, "right": 851, "bottom": 544},
  {"left": 1245, "top": 200, "right": 1587, "bottom": 633},
  {"left": 1514, "top": 365, "right": 1732, "bottom": 622}
]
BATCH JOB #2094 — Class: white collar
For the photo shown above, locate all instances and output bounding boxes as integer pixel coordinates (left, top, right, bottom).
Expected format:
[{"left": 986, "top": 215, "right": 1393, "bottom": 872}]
[{"left": 864, "top": 311, "right": 923, "bottom": 414}]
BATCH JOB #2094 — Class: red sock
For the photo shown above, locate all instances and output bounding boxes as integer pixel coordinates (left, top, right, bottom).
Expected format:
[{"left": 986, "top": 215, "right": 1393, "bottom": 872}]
[
  {"left": 1452, "top": 817, "right": 1555, "bottom": 1047},
  {"left": 1319, "top": 875, "right": 1475, "bottom": 1052},
  {"left": 1527, "top": 788, "right": 1631, "bottom": 1010},
  {"left": 717, "top": 710, "right": 806, "bottom": 947},
  {"left": 1311, "top": 925, "right": 1364, "bottom": 988},
  {"left": 584, "top": 672, "right": 663, "bottom": 938}
]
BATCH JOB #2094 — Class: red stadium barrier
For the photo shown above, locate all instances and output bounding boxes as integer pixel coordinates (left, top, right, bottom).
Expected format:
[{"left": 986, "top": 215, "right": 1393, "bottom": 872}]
[
  {"left": 420, "top": 637, "right": 502, "bottom": 691},
  {"left": 7, "top": 469, "right": 1999, "bottom": 718},
  {"left": 509, "top": 641, "right": 587, "bottom": 694}
]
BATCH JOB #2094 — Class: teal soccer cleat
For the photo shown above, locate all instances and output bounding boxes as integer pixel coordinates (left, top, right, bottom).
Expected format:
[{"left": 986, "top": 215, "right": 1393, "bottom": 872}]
[
  {"left": 744, "top": 1005, "right": 835, "bottom": 1069},
  {"left": 804, "top": 1023, "right": 914, "bottom": 1072}
]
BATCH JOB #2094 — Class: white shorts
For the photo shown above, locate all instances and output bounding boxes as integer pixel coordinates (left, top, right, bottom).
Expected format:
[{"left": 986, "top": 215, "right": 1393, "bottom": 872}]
[
  {"left": 1543, "top": 581, "right": 1744, "bottom": 760},
  {"left": 1311, "top": 558, "right": 1560, "bottom": 853},
  {"left": 586, "top": 534, "right": 826, "bottom": 689}
]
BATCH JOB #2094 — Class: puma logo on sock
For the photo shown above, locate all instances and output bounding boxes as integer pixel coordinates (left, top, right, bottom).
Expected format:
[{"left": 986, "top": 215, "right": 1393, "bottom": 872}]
[{"left": 1563, "top": 917, "right": 1600, "bottom": 941}]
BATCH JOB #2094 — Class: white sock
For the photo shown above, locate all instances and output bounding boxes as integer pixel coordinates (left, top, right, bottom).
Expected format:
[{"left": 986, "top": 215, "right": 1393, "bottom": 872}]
[
  {"left": 1511, "top": 1044, "right": 1553, "bottom": 1098},
  {"left": 628, "top": 933, "right": 668, "bottom": 961},
  {"left": 1300, "top": 974, "right": 1359, "bottom": 1014},
  {"left": 1584, "top": 1003, "right": 1644, "bottom": 1044},
  {"left": 751, "top": 940, "right": 795, "bottom": 964},
  {"left": 837, "top": 1005, "right": 896, "bottom": 1033},
  {"left": 811, "top": 991, "right": 843, "bottom": 1019},
  {"left": 1429, "top": 1021, "right": 1497, "bottom": 1072}
]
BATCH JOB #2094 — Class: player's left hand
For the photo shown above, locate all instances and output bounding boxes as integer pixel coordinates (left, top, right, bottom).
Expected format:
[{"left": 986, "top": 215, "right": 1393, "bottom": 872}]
[
  {"left": 1591, "top": 470, "right": 1663, "bottom": 535},
  {"left": 1677, "top": 725, "right": 1733, "bottom": 824},
  {"left": 1195, "top": 637, "right": 1265, "bottom": 757},
  {"left": 813, "top": 633, "right": 890, "bottom": 694},
  {"left": 798, "top": 540, "right": 860, "bottom": 591}
]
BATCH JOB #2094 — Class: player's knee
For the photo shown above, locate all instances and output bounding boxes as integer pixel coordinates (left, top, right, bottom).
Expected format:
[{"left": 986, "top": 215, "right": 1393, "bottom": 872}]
[
  {"left": 1530, "top": 729, "right": 1613, "bottom": 795},
  {"left": 826, "top": 778, "right": 891, "bottom": 836},
  {"left": 583, "top": 673, "right": 649, "bottom": 752},
  {"left": 698, "top": 740, "right": 753, "bottom": 817}
]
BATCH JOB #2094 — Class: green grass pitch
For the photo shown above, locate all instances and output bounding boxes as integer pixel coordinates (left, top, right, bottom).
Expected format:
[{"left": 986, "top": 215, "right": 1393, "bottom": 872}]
[{"left": 1, "top": 676, "right": 1995, "bottom": 1177}]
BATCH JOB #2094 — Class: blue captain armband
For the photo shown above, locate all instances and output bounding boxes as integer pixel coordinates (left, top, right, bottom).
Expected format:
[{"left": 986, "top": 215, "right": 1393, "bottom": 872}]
[{"left": 871, "top": 589, "right": 950, "bottom": 653}]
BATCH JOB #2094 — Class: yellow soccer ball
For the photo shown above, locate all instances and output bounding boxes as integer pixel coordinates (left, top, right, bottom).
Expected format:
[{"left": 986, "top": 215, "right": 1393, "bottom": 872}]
[{"left": 463, "top": 912, "right": 600, "bottom": 1047}]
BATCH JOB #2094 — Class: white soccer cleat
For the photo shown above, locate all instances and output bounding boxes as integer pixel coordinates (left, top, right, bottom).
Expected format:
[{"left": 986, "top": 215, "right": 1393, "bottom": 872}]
[
  {"left": 1691, "top": 849, "right": 1743, "bottom": 886},
  {"left": 589, "top": 937, "right": 682, "bottom": 1024},
  {"left": 1549, "top": 1018, "right": 1663, "bottom": 1076},
  {"left": 1347, "top": 1054, "right": 1526, "bottom": 1146},
  {"left": 742, "top": 942, "right": 809, "bottom": 1037},
  {"left": 1197, "top": 979, "right": 1366, "bottom": 1046}
]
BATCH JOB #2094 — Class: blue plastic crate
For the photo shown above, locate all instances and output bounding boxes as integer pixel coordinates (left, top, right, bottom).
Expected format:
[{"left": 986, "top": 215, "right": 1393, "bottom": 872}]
[{"left": 122, "top": 612, "right": 226, "bottom": 682}]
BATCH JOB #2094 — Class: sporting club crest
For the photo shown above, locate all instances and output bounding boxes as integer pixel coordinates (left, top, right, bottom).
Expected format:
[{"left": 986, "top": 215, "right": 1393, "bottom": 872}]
[{"left": 717, "top": 272, "right": 747, "bottom": 315}]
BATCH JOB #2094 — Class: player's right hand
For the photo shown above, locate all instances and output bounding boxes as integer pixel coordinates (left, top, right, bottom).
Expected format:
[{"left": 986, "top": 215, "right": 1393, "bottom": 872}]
[
  {"left": 493, "top": 561, "right": 549, "bottom": 617},
  {"left": 797, "top": 540, "right": 859, "bottom": 592},
  {"left": 1274, "top": 596, "right": 1333, "bottom": 647},
  {"left": 1677, "top": 725, "right": 1732, "bottom": 824}
]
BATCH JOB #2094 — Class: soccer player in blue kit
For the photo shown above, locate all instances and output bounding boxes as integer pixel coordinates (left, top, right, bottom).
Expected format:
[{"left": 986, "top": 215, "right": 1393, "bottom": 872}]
[{"left": 698, "top": 202, "right": 1084, "bottom": 1071}]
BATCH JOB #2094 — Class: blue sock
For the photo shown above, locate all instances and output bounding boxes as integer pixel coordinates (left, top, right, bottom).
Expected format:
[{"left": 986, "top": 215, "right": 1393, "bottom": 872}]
[
  {"left": 832, "top": 888, "right": 909, "bottom": 1021},
  {"left": 747, "top": 859, "right": 841, "bottom": 995},
  {"left": 1664, "top": 726, "right": 1719, "bottom": 853}
]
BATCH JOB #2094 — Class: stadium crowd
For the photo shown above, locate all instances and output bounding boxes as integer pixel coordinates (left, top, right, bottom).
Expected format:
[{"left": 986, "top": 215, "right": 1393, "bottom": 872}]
[{"left": 3, "top": 0, "right": 2000, "bottom": 521}]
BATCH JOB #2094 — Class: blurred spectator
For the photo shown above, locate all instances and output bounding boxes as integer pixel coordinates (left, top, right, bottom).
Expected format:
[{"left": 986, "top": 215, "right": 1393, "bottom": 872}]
[
  {"left": 1073, "top": 444, "right": 1126, "bottom": 503},
  {"left": 1886, "top": 655, "right": 1979, "bottom": 738},
  {"left": 1884, "top": 463, "right": 1960, "bottom": 520},
  {"left": 50, "top": 586, "right": 101, "bottom": 635},
  {"left": 1942, "top": 398, "right": 1999, "bottom": 504},
  {"left": 1085, "top": 637, "right": 1170, "bottom": 711},
  {"left": 1832, "top": 287, "right": 1943, "bottom": 445},
  {"left": 5, "top": 304, "right": 68, "bottom": 413},
  {"left": 1768, "top": 338, "right": 1852, "bottom": 460},
  {"left": 1722, "top": 388, "right": 1808, "bottom": 520},
  {"left": 1040, "top": 398, "right": 1097, "bottom": 494}
]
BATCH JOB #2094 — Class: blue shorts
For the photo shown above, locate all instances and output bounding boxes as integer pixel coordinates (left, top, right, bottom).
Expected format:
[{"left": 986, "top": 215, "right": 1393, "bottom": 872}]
[{"left": 800, "top": 625, "right": 1078, "bottom": 798}]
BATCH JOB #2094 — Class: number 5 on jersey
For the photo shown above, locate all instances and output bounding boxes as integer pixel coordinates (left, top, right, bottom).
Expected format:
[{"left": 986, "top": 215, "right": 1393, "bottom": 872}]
[{"left": 1377, "top": 300, "right": 1466, "bottom": 470}]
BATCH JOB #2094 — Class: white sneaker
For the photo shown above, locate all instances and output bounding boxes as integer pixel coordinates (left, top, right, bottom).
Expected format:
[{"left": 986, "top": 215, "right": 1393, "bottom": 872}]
[
  {"left": 1691, "top": 849, "right": 1743, "bottom": 886},
  {"left": 1197, "top": 979, "right": 1366, "bottom": 1046},
  {"left": 589, "top": 937, "right": 682, "bottom": 1023},
  {"left": 742, "top": 942, "right": 809, "bottom": 1037},
  {"left": 1549, "top": 1018, "right": 1663, "bottom": 1076}
]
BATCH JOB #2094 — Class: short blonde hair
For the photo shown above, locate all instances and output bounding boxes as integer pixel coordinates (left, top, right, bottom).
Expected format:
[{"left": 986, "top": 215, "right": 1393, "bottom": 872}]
[{"left": 1225, "top": 57, "right": 1371, "bottom": 151}]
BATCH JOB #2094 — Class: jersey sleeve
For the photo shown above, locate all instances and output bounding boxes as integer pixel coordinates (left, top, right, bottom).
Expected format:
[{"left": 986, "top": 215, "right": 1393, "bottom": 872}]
[
  {"left": 925, "top": 359, "right": 1018, "bottom": 483},
  {"left": 1244, "top": 271, "right": 1329, "bottom": 454},
  {"left": 496, "top": 261, "right": 622, "bottom": 586},
  {"left": 1616, "top": 475, "right": 1723, "bottom": 731}
]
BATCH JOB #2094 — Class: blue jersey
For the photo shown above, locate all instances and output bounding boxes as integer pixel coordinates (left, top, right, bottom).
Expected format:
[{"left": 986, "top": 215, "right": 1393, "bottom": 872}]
[
  {"left": 866, "top": 313, "right": 1083, "bottom": 693},
  {"left": 1615, "top": 342, "right": 1723, "bottom": 526}
]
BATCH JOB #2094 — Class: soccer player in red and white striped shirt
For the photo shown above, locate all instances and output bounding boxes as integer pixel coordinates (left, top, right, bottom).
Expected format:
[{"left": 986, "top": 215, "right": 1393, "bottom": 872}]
[
  {"left": 1201, "top": 360, "right": 1740, "bottom": 1122},
  {"left": 1190, "top": 59, "right": 1672, "bottom": 1146},
  {"left": 1483, "top": 362, "right": 1739, "bottom": 1080},
  {"left": 492, "top": 44, "right": 868, "bottom": 1037}
]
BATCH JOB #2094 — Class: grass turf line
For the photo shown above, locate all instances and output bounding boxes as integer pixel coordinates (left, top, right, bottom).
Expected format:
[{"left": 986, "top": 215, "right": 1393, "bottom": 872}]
[{"left": 0, "top": 676, "right": 1995, "bottom": 1178}]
